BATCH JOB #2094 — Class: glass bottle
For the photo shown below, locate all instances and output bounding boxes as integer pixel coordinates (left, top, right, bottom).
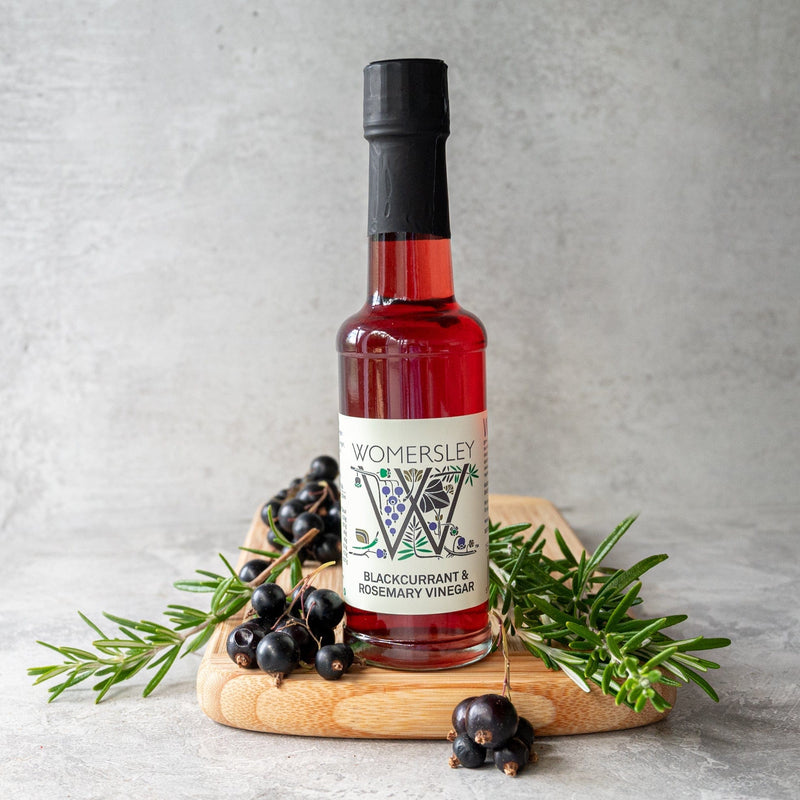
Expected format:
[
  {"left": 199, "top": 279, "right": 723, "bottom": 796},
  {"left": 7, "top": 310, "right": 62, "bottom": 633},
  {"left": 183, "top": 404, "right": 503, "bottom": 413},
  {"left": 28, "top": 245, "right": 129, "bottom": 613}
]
[{"left": 337, "top": 59, "right": 491, "bottom": 669}]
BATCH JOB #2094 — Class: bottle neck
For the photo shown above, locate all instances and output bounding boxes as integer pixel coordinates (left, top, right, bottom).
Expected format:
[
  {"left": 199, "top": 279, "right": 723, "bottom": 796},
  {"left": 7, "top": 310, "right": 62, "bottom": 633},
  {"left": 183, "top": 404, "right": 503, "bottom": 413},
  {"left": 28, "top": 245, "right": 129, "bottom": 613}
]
[
  {"left": 368, "top": 234, "right": 455, "bottom": 304},
  {"left": 366, "top": 132, "right": 453, "bottom": 304},
  {"left": 367, "top": 134, "right": 450, "bottom": 238}
]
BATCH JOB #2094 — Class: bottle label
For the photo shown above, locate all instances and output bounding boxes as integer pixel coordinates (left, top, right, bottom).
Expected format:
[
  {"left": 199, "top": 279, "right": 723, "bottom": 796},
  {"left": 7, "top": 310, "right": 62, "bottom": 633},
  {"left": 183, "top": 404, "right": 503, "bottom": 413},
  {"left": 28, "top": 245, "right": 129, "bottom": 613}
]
[{"left": 338, "top": 412, "right": 489, "bottom": 615}]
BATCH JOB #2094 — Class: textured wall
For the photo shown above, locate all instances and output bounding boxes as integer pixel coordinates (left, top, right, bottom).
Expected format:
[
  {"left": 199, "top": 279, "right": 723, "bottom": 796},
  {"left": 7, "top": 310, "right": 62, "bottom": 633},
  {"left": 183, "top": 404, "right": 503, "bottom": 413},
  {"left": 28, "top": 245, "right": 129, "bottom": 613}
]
[{"left": 2, "top": 1, "right": 798, "bottom": 542}]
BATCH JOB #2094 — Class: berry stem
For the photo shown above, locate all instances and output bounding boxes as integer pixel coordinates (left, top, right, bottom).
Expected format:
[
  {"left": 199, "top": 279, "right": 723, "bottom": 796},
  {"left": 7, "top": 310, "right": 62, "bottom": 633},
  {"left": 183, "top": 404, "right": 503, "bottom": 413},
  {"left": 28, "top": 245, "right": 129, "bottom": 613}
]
[
  {"left": 307, "top": 482, "right": 336, "bottom": 516},
  {"left": 280, "top": 559, "right": 336, "bottom": 626},
  {"left": 494, "top": 610, "right": 512, "bottom": 702},
  {"left": 248, "top": 527, "right": 323, "bottom": 588}
]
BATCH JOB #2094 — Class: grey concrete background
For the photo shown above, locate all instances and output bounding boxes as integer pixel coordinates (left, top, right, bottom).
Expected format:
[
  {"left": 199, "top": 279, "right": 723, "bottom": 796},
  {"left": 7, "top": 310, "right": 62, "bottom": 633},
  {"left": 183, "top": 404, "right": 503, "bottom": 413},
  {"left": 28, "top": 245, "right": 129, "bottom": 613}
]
[
  {"left": 2, "top": 0, "right": 797, "bottom": 538},
  {"left": 2, "top": 2, "right": 799, "bottom": 798}
]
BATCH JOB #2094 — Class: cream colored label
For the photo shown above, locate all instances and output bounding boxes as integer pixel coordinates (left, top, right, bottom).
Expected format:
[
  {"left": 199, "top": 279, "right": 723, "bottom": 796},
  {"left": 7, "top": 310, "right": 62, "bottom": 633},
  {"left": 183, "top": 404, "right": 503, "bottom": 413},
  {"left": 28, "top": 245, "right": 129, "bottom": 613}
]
[{"left": 338, "top": 412, "right": 488, "bottom": 615}]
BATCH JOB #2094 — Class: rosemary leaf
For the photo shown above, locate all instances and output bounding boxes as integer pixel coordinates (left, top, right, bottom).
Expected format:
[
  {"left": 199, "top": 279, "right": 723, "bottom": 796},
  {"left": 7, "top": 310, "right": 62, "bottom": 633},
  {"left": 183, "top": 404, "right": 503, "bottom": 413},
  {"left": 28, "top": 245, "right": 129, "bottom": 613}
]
[
  {"left": 603, "top": 581, "right": 643, "bottom": 632},
  {"left": 143, "top": 646, "right": 181, "bottom": 697},
  {"left": 28, "top": 524, "right": 313, "bottom": 702},
  {"left": 489, "top": 516, "right": 731, "bottom": 712}
]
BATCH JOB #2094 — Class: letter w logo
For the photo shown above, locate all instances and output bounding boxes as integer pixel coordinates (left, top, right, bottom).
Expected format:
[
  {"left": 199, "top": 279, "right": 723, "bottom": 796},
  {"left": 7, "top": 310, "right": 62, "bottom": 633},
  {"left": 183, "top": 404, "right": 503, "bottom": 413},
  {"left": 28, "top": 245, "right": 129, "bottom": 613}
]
[{"left": 351, "top": 464, "right": 470, "bottom": 560}]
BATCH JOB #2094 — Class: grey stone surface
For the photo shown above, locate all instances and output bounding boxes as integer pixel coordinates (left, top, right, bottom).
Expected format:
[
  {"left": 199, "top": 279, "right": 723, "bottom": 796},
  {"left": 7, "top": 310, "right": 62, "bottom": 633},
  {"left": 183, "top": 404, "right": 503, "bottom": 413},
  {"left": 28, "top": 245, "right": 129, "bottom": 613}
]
[
  {"left": 5, "top": 508, "right": 799, "bottom": 799},
  {"left": 2, "top": 1, "right": 799, "bottom": 798}
]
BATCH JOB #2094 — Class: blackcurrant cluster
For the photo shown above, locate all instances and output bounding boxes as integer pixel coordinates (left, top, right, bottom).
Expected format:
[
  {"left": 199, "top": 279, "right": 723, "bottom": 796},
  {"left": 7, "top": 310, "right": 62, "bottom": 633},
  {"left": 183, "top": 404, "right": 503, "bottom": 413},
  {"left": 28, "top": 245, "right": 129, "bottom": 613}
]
[
  {"left": 447, "top": 694, "right": 535, "bottom": 777},
  {"left": 226, "top": 578, "right": 355, "bottom": 682},
  {"left": 260, "top": 455, "right": 342, "bottom": 564}
]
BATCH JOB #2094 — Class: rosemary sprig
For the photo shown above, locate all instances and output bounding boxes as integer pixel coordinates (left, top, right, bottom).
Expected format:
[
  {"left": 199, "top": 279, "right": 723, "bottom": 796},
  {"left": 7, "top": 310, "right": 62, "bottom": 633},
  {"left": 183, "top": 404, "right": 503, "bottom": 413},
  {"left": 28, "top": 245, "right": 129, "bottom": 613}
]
[
  {"left": 28, "top": 512, "right": 318, "bottom": 703},
  {"left": 30, "top": 509, "right": 730, "bottom": 709},
  {"left": 488, "top": 516, "right": 731, "bottom": 713}
]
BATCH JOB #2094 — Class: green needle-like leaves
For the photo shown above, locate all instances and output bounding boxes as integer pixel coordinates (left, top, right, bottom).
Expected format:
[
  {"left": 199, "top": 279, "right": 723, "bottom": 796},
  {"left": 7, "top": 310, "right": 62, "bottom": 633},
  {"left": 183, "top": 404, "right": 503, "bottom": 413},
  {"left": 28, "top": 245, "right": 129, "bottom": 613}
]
[
  {"left": 28, "top": 571, "right": 234, "bottom": 704},
  {"left": 28, "top": 507, "right": 316, "bottom": 703},
  {"left": 489, "top": 516, "right": 731, "bottom": 713},
  {"left": 30, "top": 509, "right": 731, "bottom": 710}
]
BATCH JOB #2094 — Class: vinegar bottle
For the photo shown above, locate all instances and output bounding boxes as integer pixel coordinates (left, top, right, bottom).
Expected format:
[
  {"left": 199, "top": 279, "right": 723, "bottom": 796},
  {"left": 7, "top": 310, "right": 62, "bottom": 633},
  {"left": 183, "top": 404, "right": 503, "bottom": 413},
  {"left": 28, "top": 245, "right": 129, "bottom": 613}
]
[{"left": 337, "top": 59, "right": 491, "bottom": 669}]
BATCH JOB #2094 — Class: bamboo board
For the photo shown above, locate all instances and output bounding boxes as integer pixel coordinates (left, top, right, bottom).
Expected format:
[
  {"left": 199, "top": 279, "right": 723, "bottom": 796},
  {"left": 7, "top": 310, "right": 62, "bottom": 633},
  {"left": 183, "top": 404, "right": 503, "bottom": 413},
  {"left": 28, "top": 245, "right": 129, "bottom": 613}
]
[{"left": 196, "top": 495, "right": 674, "bottom": 738}]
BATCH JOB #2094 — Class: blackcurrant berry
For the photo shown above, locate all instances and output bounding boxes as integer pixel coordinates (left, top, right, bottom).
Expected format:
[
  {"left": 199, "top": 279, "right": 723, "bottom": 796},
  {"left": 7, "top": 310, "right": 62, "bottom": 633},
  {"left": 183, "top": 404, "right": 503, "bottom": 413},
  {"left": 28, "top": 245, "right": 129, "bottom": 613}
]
[
  {"left": 465, "top": 694, "right": 518, "bottom": 749},
  {"left": 295, "top": 481, "right": 329, "bottom": 509},
  {"left": 316, "top": 627, "right": 336, "bottom": 648},
  {"left": 238, "top": 558, "right": 271, "bottom": 584},
  {"left": 284, "top": 584, "right": 316, "bottom": 621},
  {"left": 226, "top": 622, "right": 265, "bottom": 669},
  {"left": 267, "top": 525, "right": 286, "bottom": 549},
  {"left": 255, "top": 630, "right": 300, "bottom": 675},
  {"left": 449, "top": 733, "right": 487, "bottom": 769},
  {"left": 324, "top": 503, "right": 341, "bottom": 534},
  {"left": 276, "top": 621, "right": 317, "bottom": 664},
  {"left": 249, "top": 615, "right": 277, "bottom": 635},
  {"left": 449, "top": 696, "right": 476, "bottom": 739},
  {"left": 333, "top": 641, "right": 355, "bottom": 669},
  {"left": 315, "top": 643, "right": 353, "bottom": 680},
  {"left": 309, "top": 532, "right": 342, "bottom": 563},
  {"left": 308, "top": 455, "right": 339, "bottom": 482},
  {"left": 304, "top": 588, "right": 345, "bottom": 634},
  {"left": 277, "top": 498, "right": 306, "bottom": 534},
  {"left": 251, "top": 582, "right": 286, "bottom": 624},
  {"left": 514, "top": 716, "right": 535, "bottom": 752},
  {"left": 291, "top": 511, "right": 325, "bottom": 543},
  {"left": 493, "top": 737, "right": 530, "bottom": 777},
  {"left": 260, "top": 498, "right": 282, "bottom": 526}
]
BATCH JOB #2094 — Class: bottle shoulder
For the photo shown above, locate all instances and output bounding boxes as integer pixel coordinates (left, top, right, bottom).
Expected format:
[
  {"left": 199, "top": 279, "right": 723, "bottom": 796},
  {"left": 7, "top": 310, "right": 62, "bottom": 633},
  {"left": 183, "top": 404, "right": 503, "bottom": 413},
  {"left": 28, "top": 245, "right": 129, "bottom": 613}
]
[{"left": 337, "top": 299, "right": 487, "bottom": 356}]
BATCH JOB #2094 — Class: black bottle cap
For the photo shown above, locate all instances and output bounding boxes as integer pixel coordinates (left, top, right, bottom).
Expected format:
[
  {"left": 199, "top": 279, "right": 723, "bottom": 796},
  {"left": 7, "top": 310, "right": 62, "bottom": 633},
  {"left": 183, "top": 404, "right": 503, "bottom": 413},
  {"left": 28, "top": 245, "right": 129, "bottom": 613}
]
[{"left": 363, "top": 58, "right": 449, "bottom": 138}]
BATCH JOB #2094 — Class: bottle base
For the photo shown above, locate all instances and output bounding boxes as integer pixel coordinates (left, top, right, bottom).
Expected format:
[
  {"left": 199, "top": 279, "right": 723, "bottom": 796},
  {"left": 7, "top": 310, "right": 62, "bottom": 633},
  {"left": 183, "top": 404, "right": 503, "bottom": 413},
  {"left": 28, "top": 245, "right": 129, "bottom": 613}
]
[{"left": 344, "top": 623, "right": 493, "bottom": 671}]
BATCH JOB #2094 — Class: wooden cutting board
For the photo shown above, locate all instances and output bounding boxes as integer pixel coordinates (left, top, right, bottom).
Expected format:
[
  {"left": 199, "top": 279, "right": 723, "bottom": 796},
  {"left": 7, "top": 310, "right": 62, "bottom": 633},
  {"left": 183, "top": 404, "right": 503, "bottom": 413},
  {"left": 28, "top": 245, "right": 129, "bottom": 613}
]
[{"left": 196, "top": 495, "right": 674, "bottom": 738}]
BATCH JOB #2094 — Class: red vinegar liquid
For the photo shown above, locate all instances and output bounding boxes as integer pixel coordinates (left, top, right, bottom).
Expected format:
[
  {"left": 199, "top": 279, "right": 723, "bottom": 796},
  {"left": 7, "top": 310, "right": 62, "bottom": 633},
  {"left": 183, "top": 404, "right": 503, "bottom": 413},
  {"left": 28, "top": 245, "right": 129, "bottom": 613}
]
[{"left": 337, "top": 235, "right": 491, "bottom": 669}]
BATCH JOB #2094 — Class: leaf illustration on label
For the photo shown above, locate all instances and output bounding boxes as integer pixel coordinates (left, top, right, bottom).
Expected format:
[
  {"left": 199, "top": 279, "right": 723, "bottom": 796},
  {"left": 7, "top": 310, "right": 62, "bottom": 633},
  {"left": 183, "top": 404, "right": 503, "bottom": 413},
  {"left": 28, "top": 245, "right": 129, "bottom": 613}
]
[
  {"left": 354, "top": 529, "right": 370, "bottom": 545},
  {"left": 419, "top": 479, "right": 451, "bottom": 512},
  {"left": 402, "top": 468, "right": 424, "bottom": 485}
]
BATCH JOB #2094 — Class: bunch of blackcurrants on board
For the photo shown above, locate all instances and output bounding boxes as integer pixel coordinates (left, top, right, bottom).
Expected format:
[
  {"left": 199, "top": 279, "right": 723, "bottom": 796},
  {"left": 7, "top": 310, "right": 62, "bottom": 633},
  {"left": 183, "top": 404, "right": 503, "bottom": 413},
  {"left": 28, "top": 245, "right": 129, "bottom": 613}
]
[
  {"left": 226, "top": 580, "right": 354, "bottom": 681},
  {"left": 225, "top": 455, "right": 354, "bottom": 681},
  {"left": 260, "top": 454, "right": 342, "bottom": 564},
  {"left": 448, "top": 694, "right": 536, "bottom": 777}
]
